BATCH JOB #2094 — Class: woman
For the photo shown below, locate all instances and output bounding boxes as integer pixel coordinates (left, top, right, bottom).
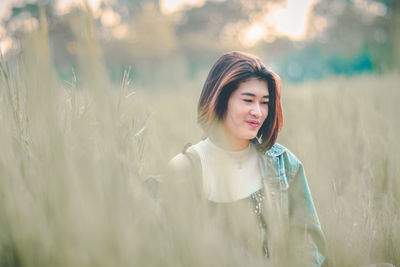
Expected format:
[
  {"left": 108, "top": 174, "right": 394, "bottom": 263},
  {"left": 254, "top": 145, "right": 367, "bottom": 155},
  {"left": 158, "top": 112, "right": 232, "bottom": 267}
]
[{"left": 168, "top": 51, "right": 326, "bottom": 266}]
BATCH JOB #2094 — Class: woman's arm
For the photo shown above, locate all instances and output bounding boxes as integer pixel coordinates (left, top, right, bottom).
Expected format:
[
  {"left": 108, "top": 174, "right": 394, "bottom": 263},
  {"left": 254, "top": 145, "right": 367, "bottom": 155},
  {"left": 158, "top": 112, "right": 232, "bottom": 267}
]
[{"left": 288, "top": 160, "right": 327, "bottom": 267}]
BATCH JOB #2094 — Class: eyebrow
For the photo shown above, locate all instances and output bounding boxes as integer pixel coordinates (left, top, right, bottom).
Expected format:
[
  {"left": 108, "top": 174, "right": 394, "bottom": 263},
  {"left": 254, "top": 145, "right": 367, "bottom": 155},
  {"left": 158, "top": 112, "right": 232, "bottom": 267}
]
[{"left": 240, "top": 92, "right": 270, "bottom": 98}]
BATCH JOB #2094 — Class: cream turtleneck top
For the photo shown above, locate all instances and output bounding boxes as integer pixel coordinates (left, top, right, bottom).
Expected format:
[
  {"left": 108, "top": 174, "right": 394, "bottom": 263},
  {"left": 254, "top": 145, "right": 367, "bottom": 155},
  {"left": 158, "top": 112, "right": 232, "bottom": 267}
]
[{"left": 191, "top": 138, "right": 263, "bottom": 203}]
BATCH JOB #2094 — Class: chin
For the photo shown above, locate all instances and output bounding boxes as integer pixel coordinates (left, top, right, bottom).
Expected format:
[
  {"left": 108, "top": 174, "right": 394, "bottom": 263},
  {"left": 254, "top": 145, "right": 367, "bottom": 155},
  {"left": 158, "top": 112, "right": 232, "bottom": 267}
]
[{"left": 241, "top": 132, "right": 258, "bottom": 140}]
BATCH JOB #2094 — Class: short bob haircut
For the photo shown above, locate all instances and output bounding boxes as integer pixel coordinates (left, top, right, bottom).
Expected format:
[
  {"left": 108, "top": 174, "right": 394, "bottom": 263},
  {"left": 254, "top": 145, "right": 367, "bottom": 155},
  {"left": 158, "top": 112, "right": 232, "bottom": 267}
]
[{"left": 198, "top": 51, "right": 283, "bottom": 152}]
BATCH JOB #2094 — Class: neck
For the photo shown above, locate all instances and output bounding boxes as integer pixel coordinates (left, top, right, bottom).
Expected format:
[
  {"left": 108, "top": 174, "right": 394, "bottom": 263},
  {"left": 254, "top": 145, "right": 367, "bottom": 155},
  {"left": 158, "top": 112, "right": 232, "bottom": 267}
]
[{"left": 209, "top": 126, "right": 249, "bottom": 151}]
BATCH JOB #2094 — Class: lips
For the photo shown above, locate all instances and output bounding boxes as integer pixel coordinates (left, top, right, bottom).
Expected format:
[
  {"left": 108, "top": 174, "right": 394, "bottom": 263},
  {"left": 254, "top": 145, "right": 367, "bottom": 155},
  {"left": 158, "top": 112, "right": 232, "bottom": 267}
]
[{"left": 246, "top": 120, "right": 260, "bottom": 128}]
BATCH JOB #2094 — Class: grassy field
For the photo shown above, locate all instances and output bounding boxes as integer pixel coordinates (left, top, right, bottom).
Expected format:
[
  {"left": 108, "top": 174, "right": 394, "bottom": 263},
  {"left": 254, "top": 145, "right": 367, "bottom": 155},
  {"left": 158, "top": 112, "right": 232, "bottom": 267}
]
[
  {"left": 0, "top": 12, "right": 399, "bottom": 267},
  {"left": 139, "top": 73, "right": 400, "bottom": 267}
]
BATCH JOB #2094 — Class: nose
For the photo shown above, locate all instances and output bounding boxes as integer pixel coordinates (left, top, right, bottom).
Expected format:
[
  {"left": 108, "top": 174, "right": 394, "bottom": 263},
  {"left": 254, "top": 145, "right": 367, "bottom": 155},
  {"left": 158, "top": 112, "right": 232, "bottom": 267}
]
[{"left": 250, "top": 103, "right": 262, "bottom": 118}]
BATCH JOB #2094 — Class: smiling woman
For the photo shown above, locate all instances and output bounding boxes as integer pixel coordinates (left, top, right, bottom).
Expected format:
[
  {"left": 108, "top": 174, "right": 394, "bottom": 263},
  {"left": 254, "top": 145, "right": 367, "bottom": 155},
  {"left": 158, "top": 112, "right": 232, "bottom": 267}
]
[
  {"left": 197, "top": 51, "right": 282, "bottom": 152},
  {"left": 221, "top": 78, "right": 269, "bottom": 151},
  {"left": 166, "top": 51, "right": 327, "bottom": 266}
]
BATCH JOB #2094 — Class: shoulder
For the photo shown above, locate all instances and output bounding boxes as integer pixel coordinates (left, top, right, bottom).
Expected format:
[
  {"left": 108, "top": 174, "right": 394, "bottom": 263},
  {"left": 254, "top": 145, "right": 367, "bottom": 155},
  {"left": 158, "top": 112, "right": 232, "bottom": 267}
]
[
  {"left": 169, "top": 152, "right": 190, "bottom": 170},
  {"left": 168, "top": 153, "right": 190, "bottom": 175},
  {"left": 167, "top": 145, "right": 200, "bottom": 180},
  {"left": 265, "top": 142, "right": 302, "bottom": 175},
  {"left": 169, "top": 144, "right": 200, "bottom": 168}
]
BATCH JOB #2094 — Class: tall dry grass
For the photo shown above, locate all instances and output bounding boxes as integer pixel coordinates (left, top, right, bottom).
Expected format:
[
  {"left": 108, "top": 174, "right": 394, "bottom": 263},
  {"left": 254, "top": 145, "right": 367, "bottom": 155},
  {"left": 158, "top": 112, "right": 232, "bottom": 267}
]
[
  {"left": 139, "top": 75, "right": 400, "bottom": 267},
  {"left": 0, "top": 8, "right": 399, "bottom": 267}
]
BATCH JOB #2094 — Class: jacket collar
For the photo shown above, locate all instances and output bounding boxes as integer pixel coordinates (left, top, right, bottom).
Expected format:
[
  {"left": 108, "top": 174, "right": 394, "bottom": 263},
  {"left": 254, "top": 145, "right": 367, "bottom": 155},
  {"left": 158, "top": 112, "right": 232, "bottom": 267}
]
[{"left": 266, "top": 142, "right": 287, "bottom": 157}]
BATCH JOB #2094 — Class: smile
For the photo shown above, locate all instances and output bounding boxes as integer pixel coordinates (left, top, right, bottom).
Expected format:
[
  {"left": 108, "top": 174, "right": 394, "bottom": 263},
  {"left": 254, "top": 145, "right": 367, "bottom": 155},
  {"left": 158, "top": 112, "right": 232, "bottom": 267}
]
[{"left": 246, "top": 120, "right": 260, "bottom": 128}]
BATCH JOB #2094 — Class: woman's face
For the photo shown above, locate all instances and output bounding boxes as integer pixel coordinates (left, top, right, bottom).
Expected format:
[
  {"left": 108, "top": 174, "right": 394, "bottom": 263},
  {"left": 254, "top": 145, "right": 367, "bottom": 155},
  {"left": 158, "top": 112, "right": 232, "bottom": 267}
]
[{"left": 221, "top": 78, "right": 269, "bottom": 148}]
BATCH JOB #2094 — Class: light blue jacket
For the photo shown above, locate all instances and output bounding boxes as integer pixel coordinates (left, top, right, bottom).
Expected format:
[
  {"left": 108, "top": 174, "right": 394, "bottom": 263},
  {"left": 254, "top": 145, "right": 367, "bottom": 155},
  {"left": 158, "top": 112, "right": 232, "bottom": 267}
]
[{"left": 262, "top": 143, "right": 326, "bottom": 267}]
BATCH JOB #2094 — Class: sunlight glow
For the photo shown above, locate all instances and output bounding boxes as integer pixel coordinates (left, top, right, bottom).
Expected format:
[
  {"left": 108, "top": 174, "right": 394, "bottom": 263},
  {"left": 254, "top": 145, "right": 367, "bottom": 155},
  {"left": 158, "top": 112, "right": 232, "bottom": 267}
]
[
  {"left": 240, "top": 0, "right": 322, "bottom": 46},
  {"left": 241, "top": 23, "right": 268, "bottom": 47},
  {"left": 160, "top": 0, "right": 206, "bottom": 14},
  {"left": 0, "top": 36, "right": 13, "bottom": 54},
  {"left": 101, "top": 7, "right": 120, "bottom": 27},
  {"left": 268, "top": 0, "right": 317, "bottom": 39}
]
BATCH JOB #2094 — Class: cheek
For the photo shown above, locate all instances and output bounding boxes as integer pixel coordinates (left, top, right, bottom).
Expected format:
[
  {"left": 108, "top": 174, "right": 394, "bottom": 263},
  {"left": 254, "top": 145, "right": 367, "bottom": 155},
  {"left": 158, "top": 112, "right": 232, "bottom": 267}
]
[
  {"left": 227, "top": 101, "right": 244, "bottom": 121},
  {"left": 228, "top": 111, "right": 242, "bottom": 126}
]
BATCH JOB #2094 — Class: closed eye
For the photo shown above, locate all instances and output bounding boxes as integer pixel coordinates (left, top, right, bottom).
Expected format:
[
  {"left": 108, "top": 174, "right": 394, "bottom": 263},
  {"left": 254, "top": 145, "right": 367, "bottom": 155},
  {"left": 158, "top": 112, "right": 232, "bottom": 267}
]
[{"left": 243, "top": 99, "right": 253, "bottom": 103}]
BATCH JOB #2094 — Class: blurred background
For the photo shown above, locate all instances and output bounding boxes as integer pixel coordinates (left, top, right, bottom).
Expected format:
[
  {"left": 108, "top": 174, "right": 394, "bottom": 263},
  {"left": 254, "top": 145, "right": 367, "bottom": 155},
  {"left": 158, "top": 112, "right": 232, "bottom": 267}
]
[
  {"left": 1, "top": 0, "right": 399, "bottom": 87},
  {"left": 0, "top": 1, "right": 399, "bottom": 266}
]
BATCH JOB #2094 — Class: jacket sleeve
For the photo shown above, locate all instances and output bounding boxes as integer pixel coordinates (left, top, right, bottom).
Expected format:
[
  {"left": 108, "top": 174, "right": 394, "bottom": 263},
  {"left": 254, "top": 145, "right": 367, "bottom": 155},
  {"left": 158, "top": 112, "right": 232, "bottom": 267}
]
[{"left": 288, "top": 159, "right": 327, "bottom": 267}]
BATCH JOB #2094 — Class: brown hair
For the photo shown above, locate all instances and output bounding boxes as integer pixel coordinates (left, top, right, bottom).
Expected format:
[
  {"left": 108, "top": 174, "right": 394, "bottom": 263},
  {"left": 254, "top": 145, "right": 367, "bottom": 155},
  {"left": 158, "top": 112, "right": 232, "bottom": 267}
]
[{"left": 198, "top": 51, "right": 283, "bottom": 151}]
